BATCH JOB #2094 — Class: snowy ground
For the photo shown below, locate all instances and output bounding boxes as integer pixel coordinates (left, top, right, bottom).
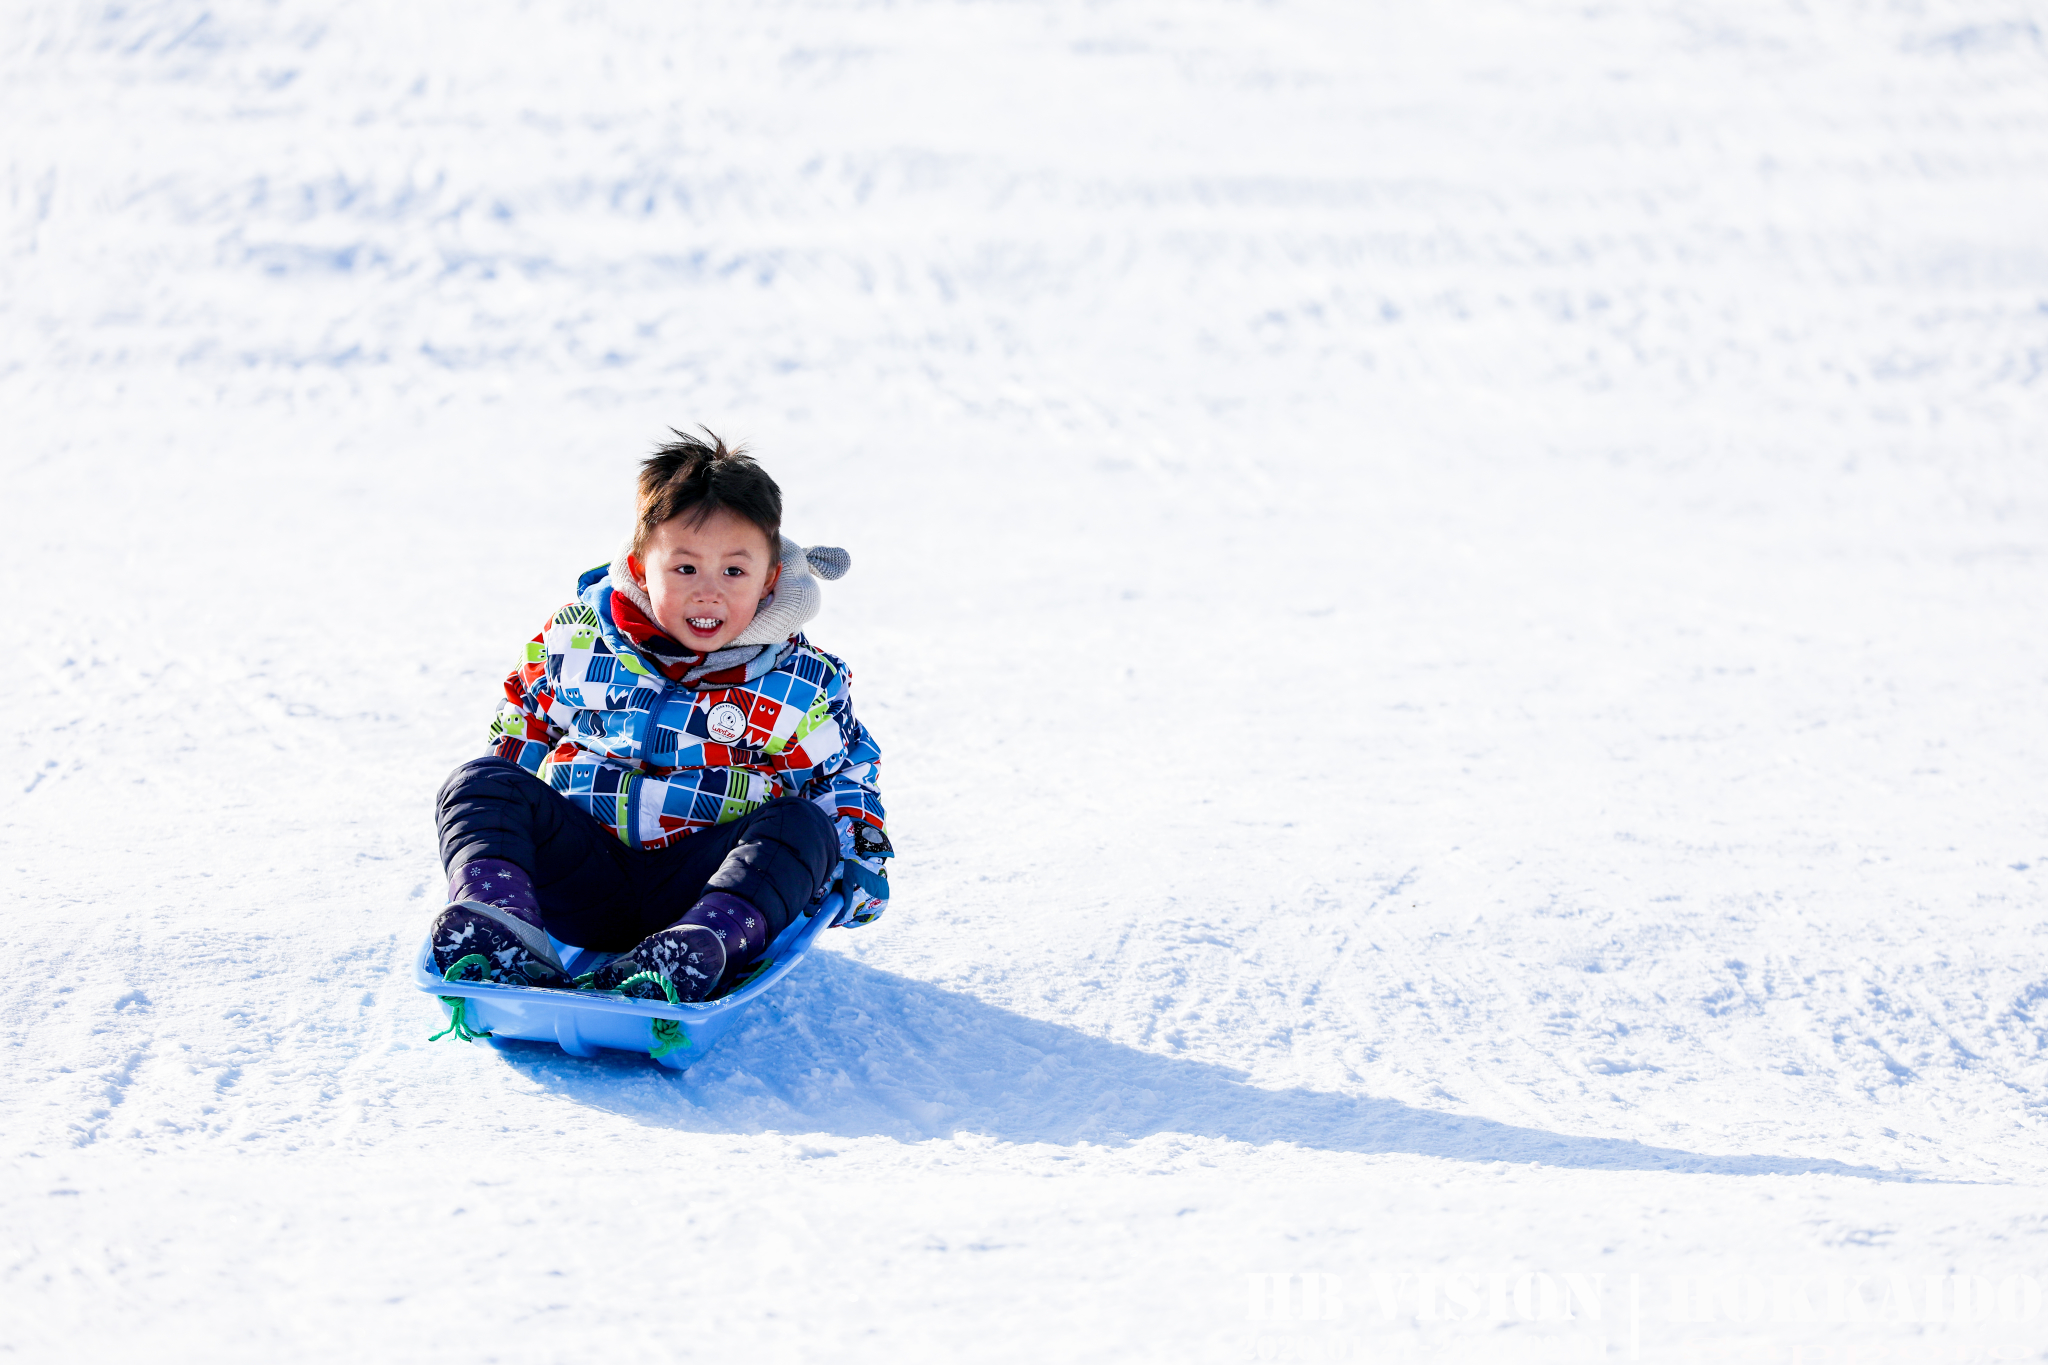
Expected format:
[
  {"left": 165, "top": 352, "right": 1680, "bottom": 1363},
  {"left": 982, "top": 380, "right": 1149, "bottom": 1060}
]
[{"left": 5, "top": 1, "right": 2048, "bottom": 1360}]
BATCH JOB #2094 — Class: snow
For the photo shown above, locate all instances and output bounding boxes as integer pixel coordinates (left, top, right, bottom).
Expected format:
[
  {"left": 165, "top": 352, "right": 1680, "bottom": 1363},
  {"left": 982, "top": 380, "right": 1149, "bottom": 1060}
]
[{"left": 4, "top": 0, "right": 2047, "bottom": 1359}]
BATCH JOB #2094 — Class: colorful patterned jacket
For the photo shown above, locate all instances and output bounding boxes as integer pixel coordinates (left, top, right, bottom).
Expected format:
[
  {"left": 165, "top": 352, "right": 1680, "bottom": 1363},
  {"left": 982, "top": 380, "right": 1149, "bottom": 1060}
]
[{"left": 486, "top": 563, "right": 890, "bottom": 925}]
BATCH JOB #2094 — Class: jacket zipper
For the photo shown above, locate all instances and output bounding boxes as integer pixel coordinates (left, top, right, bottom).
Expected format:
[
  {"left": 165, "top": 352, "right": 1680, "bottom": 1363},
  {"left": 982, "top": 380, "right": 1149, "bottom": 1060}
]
[{"left": 624, "top": 676, "right": 674, "bottom": 848}]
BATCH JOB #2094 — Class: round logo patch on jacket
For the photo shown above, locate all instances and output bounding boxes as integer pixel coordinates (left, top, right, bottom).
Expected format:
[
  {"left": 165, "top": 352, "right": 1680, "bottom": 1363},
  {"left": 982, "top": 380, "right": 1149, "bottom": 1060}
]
[{"left": 705, "top": 701, "right": 748, "bottom": 744}]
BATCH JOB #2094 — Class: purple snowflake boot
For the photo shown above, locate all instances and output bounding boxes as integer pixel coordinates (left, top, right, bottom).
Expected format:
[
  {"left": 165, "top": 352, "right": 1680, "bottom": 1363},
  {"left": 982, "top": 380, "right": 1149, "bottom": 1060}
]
[
  {"left": 585, "top": 892, "right": 770, "bottom": 1003},
  {"left": 430, "top": 857, "right": 568, "bottom": 988}
]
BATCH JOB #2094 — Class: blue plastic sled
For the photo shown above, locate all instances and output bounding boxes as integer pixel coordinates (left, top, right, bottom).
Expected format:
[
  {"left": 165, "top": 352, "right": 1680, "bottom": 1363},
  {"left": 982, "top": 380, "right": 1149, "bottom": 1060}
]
[{"left": 415, "top": 892, "right": 842, "bottom": 1070}]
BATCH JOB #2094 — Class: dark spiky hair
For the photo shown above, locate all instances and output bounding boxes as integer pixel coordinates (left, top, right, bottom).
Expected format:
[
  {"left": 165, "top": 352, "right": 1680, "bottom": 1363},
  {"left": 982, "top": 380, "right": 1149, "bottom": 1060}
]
[{"left": 632, "top": 427, "right": 782, "bottom": 557}]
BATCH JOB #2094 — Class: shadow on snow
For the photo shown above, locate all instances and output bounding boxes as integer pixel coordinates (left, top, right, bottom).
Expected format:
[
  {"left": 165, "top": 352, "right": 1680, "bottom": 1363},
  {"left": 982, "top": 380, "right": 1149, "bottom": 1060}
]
[{"left": 487, "top": 952, "right": 1921, "bottom": 1181}]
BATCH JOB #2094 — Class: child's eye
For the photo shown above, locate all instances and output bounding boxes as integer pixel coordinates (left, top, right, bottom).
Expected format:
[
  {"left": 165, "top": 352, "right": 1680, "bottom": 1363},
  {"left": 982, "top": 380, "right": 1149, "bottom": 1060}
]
[
  {"left": 724, "top": 566, "right": 745, "bottom": 578},
  {"left": 675, "top": 565, "right": 696, "bottom": 575}
]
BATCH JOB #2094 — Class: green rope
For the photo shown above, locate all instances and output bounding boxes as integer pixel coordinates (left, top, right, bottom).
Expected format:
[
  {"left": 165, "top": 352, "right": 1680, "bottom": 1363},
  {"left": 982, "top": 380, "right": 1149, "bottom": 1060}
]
[
  {"left": 649, "top": 1018, "right": 688, "bottom": 1061},
  {"left": 611, "top": 969, "right": 680, "bottom": 1004},
  {"left": 429, "top": 954, "right": 495, "bottom": 1042},
  {"left": 611, "top": 970, "right": 689, "bottom": 1061}
]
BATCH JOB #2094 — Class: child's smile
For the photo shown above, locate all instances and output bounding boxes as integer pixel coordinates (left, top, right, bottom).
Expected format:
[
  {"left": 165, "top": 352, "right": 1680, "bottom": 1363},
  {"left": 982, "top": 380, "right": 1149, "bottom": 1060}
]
[{"left": 631, "top": 507, "right": 782, "bottom": 654}]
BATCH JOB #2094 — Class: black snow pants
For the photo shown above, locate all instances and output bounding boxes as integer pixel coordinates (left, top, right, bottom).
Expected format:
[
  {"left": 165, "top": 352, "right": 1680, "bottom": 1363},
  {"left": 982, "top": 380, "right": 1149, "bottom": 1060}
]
[{"left": 436, "top": 757, "right": 839, "bottom": 952}]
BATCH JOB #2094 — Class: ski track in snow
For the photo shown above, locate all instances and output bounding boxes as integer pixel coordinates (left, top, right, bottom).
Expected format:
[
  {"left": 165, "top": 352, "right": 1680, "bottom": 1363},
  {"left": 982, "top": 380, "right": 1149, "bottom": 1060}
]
[{"left": 3, "top": 1, "right": 2047, "bottom": 1361}]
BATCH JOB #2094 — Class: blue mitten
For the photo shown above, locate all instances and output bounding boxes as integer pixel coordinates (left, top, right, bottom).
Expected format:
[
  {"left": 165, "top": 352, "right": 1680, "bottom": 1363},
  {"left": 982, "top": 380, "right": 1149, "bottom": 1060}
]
[{"left": 835, "top": 821, "right": 893, "bottom": 926}]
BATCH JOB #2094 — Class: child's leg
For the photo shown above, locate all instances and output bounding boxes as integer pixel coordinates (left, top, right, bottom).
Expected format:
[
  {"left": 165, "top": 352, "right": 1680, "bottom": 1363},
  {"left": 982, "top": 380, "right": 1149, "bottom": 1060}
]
[
  {"left": 629, "top": 796, "right": 841, "bottom": 943},
  {"left": 596, "top": 797, "right": 839, "bottom": 1000},
  {"left": 435, "top": 756, "right": 641, "bottom": 952}
]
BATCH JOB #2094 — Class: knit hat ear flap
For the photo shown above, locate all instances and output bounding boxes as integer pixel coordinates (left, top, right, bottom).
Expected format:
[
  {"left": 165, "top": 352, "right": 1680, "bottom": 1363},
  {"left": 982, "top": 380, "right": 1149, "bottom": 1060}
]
[
  {"left": 805, "top": 545, "right": 851, "bottom": 580},
  {"left": 727, "top": 534, "right": 846, "bottom": 647}
]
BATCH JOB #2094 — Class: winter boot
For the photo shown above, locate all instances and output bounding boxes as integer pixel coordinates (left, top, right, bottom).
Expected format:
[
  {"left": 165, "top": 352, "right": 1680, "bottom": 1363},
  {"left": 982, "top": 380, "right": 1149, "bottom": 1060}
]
[
  {"left": 585, "top": 892, "right": 770, "bottom": 1003},
  {"left": 430, "top": 857, "right": 568, "bottom": 987}
]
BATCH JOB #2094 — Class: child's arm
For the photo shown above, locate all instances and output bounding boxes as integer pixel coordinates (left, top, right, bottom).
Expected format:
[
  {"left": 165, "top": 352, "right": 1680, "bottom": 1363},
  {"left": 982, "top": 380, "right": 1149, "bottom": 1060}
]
[
  {"left": 774, "top": 657, "right": 891, "bottom": 925},
  {"left": 485, "top": 619, "right": 568, "bottom": 774},
  {"left": 813, "top": 722, "right": 890, "bottom": 926}
]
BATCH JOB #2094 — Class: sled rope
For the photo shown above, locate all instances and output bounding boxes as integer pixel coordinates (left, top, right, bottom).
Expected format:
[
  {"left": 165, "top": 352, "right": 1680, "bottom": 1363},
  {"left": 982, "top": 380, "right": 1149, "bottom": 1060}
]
[
  {"left": 430, "top": 954, "right": 495, "bottom": 1042},
  {"left": 612, "top": 970, "right": 689, "bottom": 1060}
]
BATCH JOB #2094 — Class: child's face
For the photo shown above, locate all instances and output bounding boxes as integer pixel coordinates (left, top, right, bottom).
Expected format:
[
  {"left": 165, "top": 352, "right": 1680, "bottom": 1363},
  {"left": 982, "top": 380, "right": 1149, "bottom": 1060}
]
[{"left": 630, "top": 507, "right": 782, "bottom": 653}]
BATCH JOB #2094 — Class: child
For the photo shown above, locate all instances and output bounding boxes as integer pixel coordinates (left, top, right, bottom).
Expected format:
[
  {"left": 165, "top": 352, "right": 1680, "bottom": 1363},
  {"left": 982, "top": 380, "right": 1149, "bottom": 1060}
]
[{"left": 429, "top": 430, "right": 891, "bottom": 1003}]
